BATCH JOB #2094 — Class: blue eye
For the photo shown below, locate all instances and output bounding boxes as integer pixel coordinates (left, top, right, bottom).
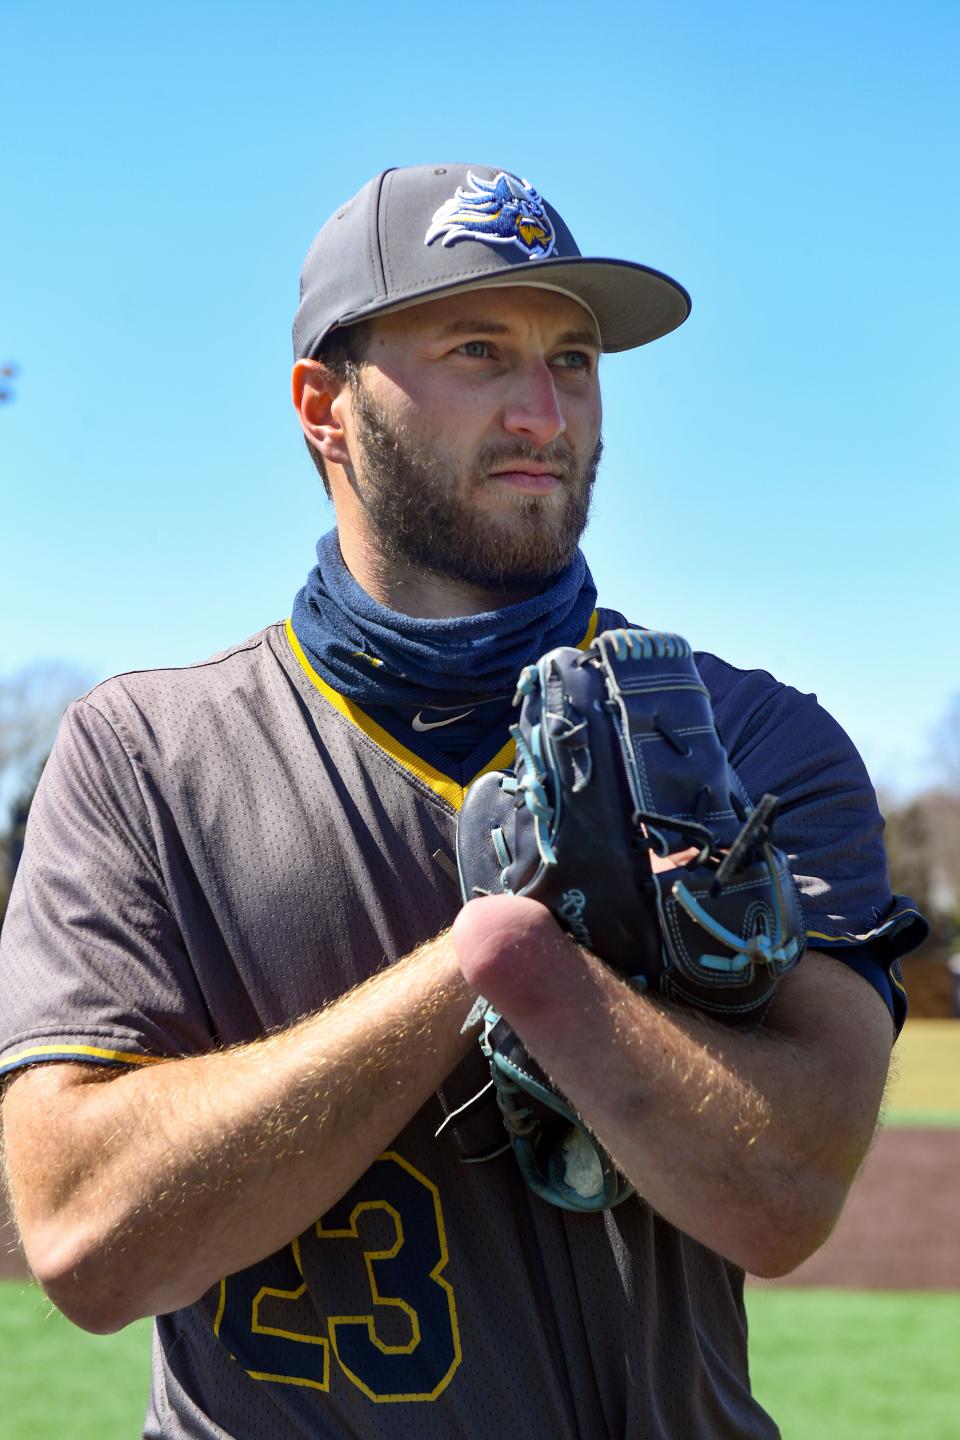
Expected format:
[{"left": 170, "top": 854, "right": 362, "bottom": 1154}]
[
  {"left": 458, "top": 341, "right": 490, "bottom": 359},
  {"left": 554, "top": 350, "right": 589, "bottom": 369}
]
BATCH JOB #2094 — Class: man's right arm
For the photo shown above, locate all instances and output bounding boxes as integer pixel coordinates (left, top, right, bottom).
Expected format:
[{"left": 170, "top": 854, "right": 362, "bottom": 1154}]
[{"left": 1, "top": 931, "right": 474, "bottom": 1334}]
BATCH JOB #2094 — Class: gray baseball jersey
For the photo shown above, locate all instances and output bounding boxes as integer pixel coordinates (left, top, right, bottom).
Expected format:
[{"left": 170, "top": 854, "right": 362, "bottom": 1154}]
[{"left": 0, "top": 618, "right": 914, "bottom": 1438}]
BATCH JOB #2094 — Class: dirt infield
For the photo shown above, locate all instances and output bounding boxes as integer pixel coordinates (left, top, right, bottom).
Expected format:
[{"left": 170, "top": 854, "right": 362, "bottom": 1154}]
[{"left": 757, "top": 1127, "right": 960, "bottom": 1291}]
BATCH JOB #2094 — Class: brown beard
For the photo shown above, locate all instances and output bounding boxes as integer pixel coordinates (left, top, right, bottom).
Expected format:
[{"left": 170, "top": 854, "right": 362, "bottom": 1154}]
[{"left": 349, "top": 378, "right": 601, "bottom": 591}]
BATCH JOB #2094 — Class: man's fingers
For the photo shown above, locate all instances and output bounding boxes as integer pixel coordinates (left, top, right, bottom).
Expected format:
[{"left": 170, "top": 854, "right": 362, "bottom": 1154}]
[{"left": 649, "top": 845, "right": 700, "bottom": 874}]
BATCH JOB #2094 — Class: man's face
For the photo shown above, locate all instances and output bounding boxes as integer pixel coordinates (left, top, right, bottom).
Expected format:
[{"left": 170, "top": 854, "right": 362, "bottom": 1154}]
[{"left": 336, "top": 287, "right": 603, "bottom": 590}]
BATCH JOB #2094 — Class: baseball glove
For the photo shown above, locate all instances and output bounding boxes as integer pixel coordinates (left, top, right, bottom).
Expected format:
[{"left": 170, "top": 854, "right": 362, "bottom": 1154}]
[{"left": 455, "top": 628, "right": 805, "bottom": 1212}]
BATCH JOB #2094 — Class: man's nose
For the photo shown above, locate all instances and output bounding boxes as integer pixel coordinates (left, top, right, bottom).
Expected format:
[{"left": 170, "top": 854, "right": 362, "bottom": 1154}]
[{"left": 501, "top": 359, "right": 566, "bottom": 448}]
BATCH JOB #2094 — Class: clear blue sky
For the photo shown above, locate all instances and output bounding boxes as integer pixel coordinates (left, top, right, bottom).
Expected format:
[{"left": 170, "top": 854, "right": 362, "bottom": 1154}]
[{"left": 2, "top": 0, "right": 957, "bottom": 797}]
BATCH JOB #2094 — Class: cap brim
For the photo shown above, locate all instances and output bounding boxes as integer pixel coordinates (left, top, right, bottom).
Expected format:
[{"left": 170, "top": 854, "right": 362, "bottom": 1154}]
[{"left": 332, "top": 257, "right": 691, "bottom": 353}]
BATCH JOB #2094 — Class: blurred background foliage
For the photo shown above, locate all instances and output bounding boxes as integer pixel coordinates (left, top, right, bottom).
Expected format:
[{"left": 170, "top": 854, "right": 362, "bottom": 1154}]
[
  {"left": 0, "top": 662, "right": 91, "bottom": 920},
  {"left": 880, "top": 747, "right": 960, "bottom": 1016}
]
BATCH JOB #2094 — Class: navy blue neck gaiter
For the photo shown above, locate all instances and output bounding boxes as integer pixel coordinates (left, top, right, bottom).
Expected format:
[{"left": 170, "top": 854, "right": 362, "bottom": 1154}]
[{"left": 290, "top": 529, "right": 598, "bottom": 709}]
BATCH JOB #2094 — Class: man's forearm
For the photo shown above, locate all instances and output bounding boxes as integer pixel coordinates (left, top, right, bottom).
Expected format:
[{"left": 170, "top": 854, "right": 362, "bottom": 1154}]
[
  {"left": 2, "top": 932, "right": 475, "bottom": 1331},
  {"left": 453, "top": 897, "right": 893, "bottom": 1276}
]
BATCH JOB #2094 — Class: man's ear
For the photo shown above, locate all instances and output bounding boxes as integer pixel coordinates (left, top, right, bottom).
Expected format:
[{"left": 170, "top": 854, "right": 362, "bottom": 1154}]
[{"left": 291, "top": 361, "right": 351, "bottom": 468}]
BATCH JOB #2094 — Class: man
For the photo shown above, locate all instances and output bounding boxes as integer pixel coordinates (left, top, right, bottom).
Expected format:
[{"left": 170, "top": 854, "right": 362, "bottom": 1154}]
[{"left": 0, "top": 164, "right": 924, "bottom": 1438}]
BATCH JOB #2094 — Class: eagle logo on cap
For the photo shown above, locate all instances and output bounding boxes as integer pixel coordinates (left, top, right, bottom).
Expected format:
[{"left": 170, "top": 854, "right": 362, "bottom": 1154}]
[{"left": 425, "top": 172, "right": 557, "bottom": 260}]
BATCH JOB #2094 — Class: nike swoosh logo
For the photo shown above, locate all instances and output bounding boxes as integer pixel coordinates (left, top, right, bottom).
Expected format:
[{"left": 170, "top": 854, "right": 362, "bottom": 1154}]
[{"left": 412, "top": 709, "right": 474, "bottom": 732}]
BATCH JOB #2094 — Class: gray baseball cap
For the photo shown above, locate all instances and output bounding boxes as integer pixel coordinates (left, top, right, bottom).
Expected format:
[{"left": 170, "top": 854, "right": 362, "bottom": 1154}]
[{"left": 293, "top": 163, "right": 691, "bottom": 359}]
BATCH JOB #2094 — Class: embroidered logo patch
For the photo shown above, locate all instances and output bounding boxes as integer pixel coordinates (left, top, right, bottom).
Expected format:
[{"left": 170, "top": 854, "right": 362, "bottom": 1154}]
[{"left": 425, "top": 171, "right": 557, "bottom": 260}]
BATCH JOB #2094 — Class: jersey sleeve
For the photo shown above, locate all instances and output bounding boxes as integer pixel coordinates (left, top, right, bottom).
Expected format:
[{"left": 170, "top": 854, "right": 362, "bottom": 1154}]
[
  {"left": 0, "top": 697, "right": 215, "bottom": 1078},
  {"left": 695, "top": 653, "right": 926, "bottom": 1034}
]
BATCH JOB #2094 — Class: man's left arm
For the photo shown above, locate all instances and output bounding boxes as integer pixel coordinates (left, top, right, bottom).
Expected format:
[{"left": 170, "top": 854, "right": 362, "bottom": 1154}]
[{"left": 453, "top": 894, "right": 893, "bottom": 1277}]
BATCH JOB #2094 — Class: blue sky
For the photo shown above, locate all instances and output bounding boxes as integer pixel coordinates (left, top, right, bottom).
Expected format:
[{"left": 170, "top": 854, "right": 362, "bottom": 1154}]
[{"left": 2, "top": 0, "right": 957, "bottom": 797}]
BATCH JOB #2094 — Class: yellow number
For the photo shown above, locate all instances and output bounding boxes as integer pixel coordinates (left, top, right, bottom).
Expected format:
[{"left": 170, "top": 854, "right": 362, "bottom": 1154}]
[{"left": 214, "top": 1152, "right": 461, "bottom": 1403}]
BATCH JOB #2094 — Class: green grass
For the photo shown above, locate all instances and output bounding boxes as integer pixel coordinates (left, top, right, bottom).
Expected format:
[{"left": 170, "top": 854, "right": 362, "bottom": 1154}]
[
  {"left": 746, "top": 1288, "right": 960, "bottom": 1439},
  {"left": 0, "top": 1281, "right": 152, "bottom": 1439},
  {"left": 882, "top": 1108, "right": 960, "bottom": 1128},
  {"left": 0, "top": 1280, "right": 957, "bottom": 1437}
]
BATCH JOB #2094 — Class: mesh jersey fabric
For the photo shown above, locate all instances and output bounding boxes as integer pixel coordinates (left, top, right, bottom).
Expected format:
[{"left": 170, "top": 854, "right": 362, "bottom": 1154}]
[{"left": 0, "top": 618, "right": 923, "bottom": 1438}]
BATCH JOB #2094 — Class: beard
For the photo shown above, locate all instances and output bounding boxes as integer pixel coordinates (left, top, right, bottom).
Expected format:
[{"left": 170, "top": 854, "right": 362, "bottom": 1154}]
[{"left": 348, "top": 379, "right": 601, "bottom": 591}]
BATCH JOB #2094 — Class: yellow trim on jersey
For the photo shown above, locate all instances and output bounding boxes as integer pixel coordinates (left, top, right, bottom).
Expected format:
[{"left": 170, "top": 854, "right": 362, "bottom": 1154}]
[
  {"left": 576, "top": 608, "right": 599, "bottom": 650},
  {"left": 808, "top": 907, "right": 925, "bottom": 998},
  {"left": 284, "top": 612, "right": 601, "bottom": 812},
  {"left": 473, "top": 735, "right": 517, "bottom": 781},
  {"left": 286, "top": 620, "right": 466, "bottom": 809},
  {"left": 806, "top": 907, "right": 924, "bottom": 946},
  {"left": 1, "top": 1042, "right": 164, "bottom": 1068}
]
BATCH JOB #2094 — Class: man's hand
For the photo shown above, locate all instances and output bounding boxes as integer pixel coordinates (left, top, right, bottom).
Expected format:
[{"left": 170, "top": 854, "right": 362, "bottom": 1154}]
[
  {"left": 452, "top": 894, "right": 894, "bottom": 1276},
  {"left": 455, "top": 627, "right": 807, "bottom": 1211},
  {"left": 1, "top": 933, "right": 476, "bottom": 1333}
]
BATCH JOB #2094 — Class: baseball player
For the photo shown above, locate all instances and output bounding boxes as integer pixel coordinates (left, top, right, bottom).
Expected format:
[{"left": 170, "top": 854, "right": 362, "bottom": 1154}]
[{"left": 0, "top": 164, "right": 926, "bottom": 1439}]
